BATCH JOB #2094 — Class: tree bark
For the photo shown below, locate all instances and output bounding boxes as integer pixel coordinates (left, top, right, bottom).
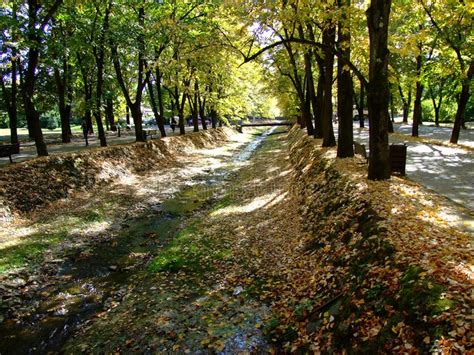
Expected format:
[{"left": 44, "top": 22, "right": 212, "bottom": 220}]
[
  {"left": 92, "top": 1, "right": 111, "bottom": 147},
  {"left": 54, "top": 58, "right": 72, "bottom": 143},
  {"left": 147, "top": 77, "right": 165, "bottom": 136},
  {"left": 176, "top": 88, "right": 186, "bottom": 135},
  {"left": 412, "top": 53, "right": 424, "bottom": 137},
  {"left": 198, "top": 84, "right": 207, "bottom": 130},
  {"left": 429, "top": 83, "right": 443, "bottom": 127},
  {"left": 297, "top": 25, "right": 314, "bottom": 136},
  {"left": 358, "top": 80, "right": 365, "bottom": 128},
  {"left": 336, "top": 0, "right": 354, "bottom": 158},
  {"left": 155, "top": 68, "right": 166, "bottom": 137},
  {"left": 366, "top": 0, "right": 392, "bottom": 180},
  {"left": 105, "top": 97, "right": 116, "bottom": 131},
  {"left": 77, "top": 53, "right": 94, "bottom": 133},
  {"left": 23, "top": 1, "right": 55, "bottom": 156},
  {"left": 1, "top": 56, "right": 18, "bottom": 144},
  {"left": 321, "top": 24, "right": 336, "bottom": 147},
  {"left": 450, "top": 61, "right": 473, "bottom": 143},
  {"left": 210, "top": 108, "right": 217, "bottom": 129},
  {"left": 313, "top": 68, "right": 325, "bottom": 139},
  {"left": 188, "top": 93, "right": 199, "bottom": 132},
  {"left": 307, "top": 25, "right": 323, "bottom": 138},
  {"left": 110, "top": 7, "right": 148, "bottom": 142}
]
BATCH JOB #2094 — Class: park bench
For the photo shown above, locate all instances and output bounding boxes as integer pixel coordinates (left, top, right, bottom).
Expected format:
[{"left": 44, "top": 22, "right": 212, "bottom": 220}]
[
  {"left": 143, "top": 129, "right": 158, "bottom": 140},
  {"left": 389, "top": 143, "right": 407, "bottom": 176},
  {"left": 0, "top": 143, "right": 20, "bottom": 163},
  {"left": 353, "top": 141, "right": 368, "bottom": 161}
]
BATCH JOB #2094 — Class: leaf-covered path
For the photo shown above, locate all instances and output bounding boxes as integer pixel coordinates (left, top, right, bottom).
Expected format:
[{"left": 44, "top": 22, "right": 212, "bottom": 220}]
[
  {"left": 0, "top": 128, "right": 298, "bottom": 353},
  {"left": 60, "top": 129, "right": 298, "bottom": 352}
]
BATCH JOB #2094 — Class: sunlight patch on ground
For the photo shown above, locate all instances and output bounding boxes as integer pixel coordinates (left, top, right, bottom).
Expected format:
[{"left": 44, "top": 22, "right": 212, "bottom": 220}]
[
  {"left": 453, "top": 262, "right": 474, "bottom": 282},
  {"left": 70, "top": 221, "right": 111, "bottom": 235},
  {"left": 211, "top": 191, "right": 280, "bottom": 216}
]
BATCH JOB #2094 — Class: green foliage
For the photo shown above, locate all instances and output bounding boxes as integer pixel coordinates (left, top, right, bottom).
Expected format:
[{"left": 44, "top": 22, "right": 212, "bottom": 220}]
[
  {"left": 0, "top": 231, "right": 67, "bottom": 274},
  {"left": 40, "top": 110, "right": 60, "bottom": 130},
  {"left": 398, "top": 265, "right": 454, "bottom": 318},
  {"left": 149, "top": 224, "right": 212, "bottom": 273}
]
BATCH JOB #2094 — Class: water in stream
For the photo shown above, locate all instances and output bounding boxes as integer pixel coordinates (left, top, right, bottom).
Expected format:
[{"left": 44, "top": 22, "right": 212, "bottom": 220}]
[{"left": 0, "top": 128, "right": 275, "bottom": 354}]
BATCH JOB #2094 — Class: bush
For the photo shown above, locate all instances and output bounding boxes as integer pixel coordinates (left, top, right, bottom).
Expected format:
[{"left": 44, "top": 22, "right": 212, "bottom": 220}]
[{"left": 40, "top": 110, "right": 60, "bottom": 130}]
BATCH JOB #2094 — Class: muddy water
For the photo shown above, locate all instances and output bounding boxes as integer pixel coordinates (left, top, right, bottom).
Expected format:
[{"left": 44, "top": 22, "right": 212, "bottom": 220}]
[{"left": 0, "top": 129, "right": 273, "bottom": 354}]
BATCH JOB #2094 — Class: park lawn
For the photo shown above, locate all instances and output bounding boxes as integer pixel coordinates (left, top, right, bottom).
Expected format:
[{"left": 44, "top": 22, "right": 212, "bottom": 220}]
[{"left": 0, "top": 125, "right": 83, "bottom": 142}]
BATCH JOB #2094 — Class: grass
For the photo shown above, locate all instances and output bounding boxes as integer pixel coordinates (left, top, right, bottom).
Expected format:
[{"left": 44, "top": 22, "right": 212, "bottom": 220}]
[
  {"left": 149, "top": 223, "right": 208, "bottom": 273},
  {"left": 0, "top": 203, "right": 112, "bottom": 275},
  {"left": 0, "top": 230, "right": 68, "bottom": 274},
  {"left": 0, "top": 125, "right": 83, "bottom": 142}
]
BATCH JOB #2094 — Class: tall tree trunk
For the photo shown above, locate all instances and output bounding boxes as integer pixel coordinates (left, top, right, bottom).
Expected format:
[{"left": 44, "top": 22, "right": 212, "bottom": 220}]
[
  {"left": 54, "top": 59, "right": 72, "bottom": 143},
  {"left": 321, "top": 24, "right": 336, "bottom": 147},
  {"left": 434, "top": 105, "right": 440, "bottom": 126},
  {"left": 24, "top": 47, "right": 48, "bottom": 156},
  {"left": 147, "top": 78, "right": 165, "bottom": 135},
  {"left": 18, "top": 64, "right": 34, "bottom": 139},
  {"left": 9, "top": 6, "right": 18, "bottom": 144},
  {"left": 366, "top": 0, "right": 391, "bottom": 180},
  {"left": 92, "top": 1, "right": 111, "bottom": 147},
  {"left": 300, "top": 82, "right": 313, "bottom": 135},
  {"left": 305, "top": 52, "right": 318, "bottom": 135},
  {"left": 23, "top": 11, "right": 46, "bottom": 155},
  {"left": 307, "top": 25, "right": 324, "bottom": 138},
  {"left": 105, "top": 97, "right": 116, "bottom": 131},
  {"left": 450, "top": 61, "right": 473, "bottom": 143},
  {"left": 198, "top": 96, "right": 207, "bottom": 130},
  {"left": 129, "top": 102, "right": 144, "bottom": 141},
  {"left": 210, "top": 108, "right": 217, "bottom": 129},
  {"left": 1, "top": 56, "right": 18, "bottom": 144},
  {"left": 189, "top": 94, "right": 199, "bottom": 133},
  {"left": 412, "top": 53, "right": 424, "bottom": 137},
  {"left": 22, "top": 0, "right": 62, "bottom": 156},
  {"left": 429, "top": 84, "right": 443, "bottom": 127},
  {"left": 337, "top": 0, "right": 354, "bottom": 158},
  {"left": 77, "top": 54, "right": 94, "bottom": 134},
  {"left": 358, "top": 80, "right": 365, "bottom": 128},
  {"left": 388, "top": 84, "right": 394, "bottom": 133},
  {"left": 390, "top": 88, "right": 395, "bottom": 122},
  {"left": 155, "top": 68, "right": 166, "bottom": 137},
  {"left": 388, "top": 115, "right": 394, "bottom": 133},
  {"left": 297, "top": 25, "right": 314, "bottom": 136},
  {"left": 126, "top": 105, "right": 130, "bottom": 125},
  {"left": 313, "top": 66, "right": 325, "bottom": 138},
  {"left": 177, "top": 89, "right": 186, "bottom": 135},
  {"left": 110, "top": 6, "right": 147, "bottom": 143}
]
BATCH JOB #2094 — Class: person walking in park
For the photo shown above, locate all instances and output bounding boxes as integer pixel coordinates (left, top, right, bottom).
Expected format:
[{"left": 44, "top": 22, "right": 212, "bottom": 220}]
[
  {"left": 171, "top": 117, "right": 177, "bottom": 133},
  {"left": 81, "top": 119, "right": 89, "bottom": 146}
]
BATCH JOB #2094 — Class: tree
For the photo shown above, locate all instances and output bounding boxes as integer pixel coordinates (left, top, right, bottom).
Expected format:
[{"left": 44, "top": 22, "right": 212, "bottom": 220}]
[
  {"left": 111, "top": 3, "right": 149, "bottom": 142},
  {"left": 420, "top": 0, "right": 473, "bottom": 144},
  {"left": 0, "top": 3, "right": 19, "bottom": 144},
  {"left": 365, "top": 0, "right": 392, "bottom": 179},
  {"left": 22, "top": 0, "right": 64, "bottom": 156},
  {"left": 336, "top": 0, "right": 354, "bottom": 158}
]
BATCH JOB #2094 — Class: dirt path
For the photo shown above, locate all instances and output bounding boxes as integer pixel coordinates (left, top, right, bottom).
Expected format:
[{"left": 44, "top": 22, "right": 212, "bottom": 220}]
[{"left": 0, "top": 128, "right": 298, "bottom": 353}]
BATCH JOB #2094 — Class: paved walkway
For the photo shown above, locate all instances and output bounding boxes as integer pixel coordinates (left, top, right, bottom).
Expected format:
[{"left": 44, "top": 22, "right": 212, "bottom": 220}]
[
  {"left": 352, "top": 123, "right": 474, "bottom": 232},
  {"left": 394, "top": 122, "right": 474, "bottom": 148}
]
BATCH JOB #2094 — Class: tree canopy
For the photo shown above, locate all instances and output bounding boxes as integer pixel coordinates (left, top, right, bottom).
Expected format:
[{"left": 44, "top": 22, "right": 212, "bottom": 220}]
[{"left": 0, "top": 0, "right": 472, "bottom": 179}]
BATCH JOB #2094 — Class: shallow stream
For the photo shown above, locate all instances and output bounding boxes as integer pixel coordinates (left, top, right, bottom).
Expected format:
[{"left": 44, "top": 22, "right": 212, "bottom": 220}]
[{"left": 0, "top": 128, "right": 275, "bottom": 354}]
